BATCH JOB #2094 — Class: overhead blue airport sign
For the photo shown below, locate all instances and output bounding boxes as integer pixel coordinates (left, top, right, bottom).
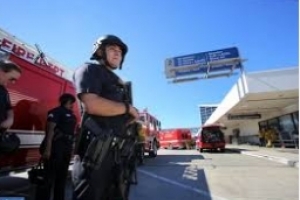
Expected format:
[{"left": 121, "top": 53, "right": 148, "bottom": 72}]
[{"left": 165, "top": 47, "right": 243, "bottom": 79}]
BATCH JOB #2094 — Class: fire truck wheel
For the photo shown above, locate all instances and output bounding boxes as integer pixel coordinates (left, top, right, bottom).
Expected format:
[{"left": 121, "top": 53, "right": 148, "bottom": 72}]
[
  {"left": 149, "top": 140, "right": 158, "bottom": 158},
  {"left": 200, "top": 148, "right": 204, "bottom": 153}
]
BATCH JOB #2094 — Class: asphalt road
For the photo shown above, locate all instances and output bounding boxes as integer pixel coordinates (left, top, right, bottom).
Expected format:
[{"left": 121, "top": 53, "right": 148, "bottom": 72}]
[
  {"left": 129, "top": 149, "right": 298, "bottom": 200},
  {"left": 0, "top": 149, "right": 298, "bottom": 200}
]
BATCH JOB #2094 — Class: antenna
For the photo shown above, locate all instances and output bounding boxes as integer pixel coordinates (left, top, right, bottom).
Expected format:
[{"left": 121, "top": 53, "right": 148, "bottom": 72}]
[{"left": 34, "top": 44, "right": 49, "bottom": 67}]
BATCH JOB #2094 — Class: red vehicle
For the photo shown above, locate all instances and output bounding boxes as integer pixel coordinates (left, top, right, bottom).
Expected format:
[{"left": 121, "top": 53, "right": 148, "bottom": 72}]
[
  {"left": 196, "top": 123, "right": 226, "bottom": 152},
  {"left": 0, "top": 28, "right": 81, "bottom": 172},
  {"left": 137, "top": 109, "right": 161, "bottom": 157},
  {"left": 159, "top": 128, "right": 192, "bottom": 149}
]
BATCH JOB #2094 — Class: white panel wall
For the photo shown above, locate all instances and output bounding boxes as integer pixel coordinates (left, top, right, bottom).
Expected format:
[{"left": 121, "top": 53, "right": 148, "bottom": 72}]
[
  {"left": 224, "top": 104, "right": 298, "bottom": 144},
  {"left": 225, "top": 105, "right": 298, "bottom": 138},
  {"left": 205, "top": 67, "right": 299, "bottom": 145},
  {"left": 225, "top": 121, "right": 260, "bottom": 144},
  {"left": 262, "top": 104, "right": 298, "bottom": 121},
  {"left": 205, "top": 76, "right": 247, "bottom": 124},
  {"left": 206, "top": 67, "right": 299, "bottom": 126},
  {"left": 246, "top": 67, "right": 299, "bottom": 93},
  {"left": 225, "top": 121, "right": 259, "bottom": 136},
  {"left": 238, "top": 121, "right": 260, "bottom": 136}
]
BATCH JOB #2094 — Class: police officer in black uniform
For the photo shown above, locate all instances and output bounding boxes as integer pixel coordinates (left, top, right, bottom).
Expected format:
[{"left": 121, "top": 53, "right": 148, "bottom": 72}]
[
  {"left": 72, "top": 35, "right": 139, "bottom": 200},
  {"left": 0, "top": 60, "right": 22, "bottom": 154},
  {"left": 41, "top": 93, "right": 77, "bottom": 200},
  {"left": 0, "top": 60, "right": 21, "bottom": 131}
]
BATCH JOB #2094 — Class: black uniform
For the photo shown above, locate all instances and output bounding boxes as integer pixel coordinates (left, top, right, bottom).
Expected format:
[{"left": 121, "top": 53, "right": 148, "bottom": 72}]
[
  {"left": 0, "top": 85, "right": 20, "bottom": 154},
  {"left": 41, "top": 106, "right": 77, "bottom": 200},
  {"left": 73, "top": 63, "right": 128, "bottom": 200},
  {"left": 0, "top": 85, "right": 12, "bottom": 124}
]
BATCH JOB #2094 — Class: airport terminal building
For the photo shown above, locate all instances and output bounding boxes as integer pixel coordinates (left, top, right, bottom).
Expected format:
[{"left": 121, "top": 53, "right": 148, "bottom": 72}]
[
  {"left": 198, "top": 104, "right": 218, "bottom": 125},
  {"left": 205, "top": 67, "right": 299, "bottom": 148}
]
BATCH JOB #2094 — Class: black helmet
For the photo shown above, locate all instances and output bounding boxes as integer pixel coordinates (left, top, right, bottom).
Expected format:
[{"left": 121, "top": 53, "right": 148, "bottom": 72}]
[{"left": 91, "top": 35, "right": 128, "bottom": 69}]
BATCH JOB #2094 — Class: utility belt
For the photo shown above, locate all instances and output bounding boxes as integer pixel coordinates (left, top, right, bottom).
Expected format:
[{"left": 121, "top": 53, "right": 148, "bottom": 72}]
[
  {"left": 82, "top": 118, "right": 136, "bottom": 171},
  {"left": 74, "top": 118, "right": 138, "bottom": 199},
  {"left": 61, "top": 134, "right": 74, "bottom": 141},
  {"left": 82, "top": 118, "right": 115, "bottom": 170},
  {"left": 39, "top": 130, "right": 74, "bottom": 155},
  {"left": 53, "top": 130, "right": 74, "bottom": 142}
]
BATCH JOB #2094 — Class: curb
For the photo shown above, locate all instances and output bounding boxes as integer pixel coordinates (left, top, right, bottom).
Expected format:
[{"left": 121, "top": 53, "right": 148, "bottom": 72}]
[{"left": 241, "top": 151, "right": 299, "bottom": 168}]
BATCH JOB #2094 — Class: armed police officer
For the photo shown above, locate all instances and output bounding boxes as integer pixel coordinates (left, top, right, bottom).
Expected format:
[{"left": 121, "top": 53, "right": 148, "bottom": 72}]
[
  {"left": 40, "top": 93, "right": 77, "bottom": 200},
  {"left": 73, "top": 35, "right": 139, "bottom": 200}
]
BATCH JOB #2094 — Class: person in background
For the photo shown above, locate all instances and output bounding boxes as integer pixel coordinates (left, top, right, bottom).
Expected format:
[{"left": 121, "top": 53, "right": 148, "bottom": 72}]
[
  {"left": 0, "top": 60, "right": 22, "bottom": 131},
  {"left": 258, "top": 127, "right": 266, "bottom": 147},
  {"left": 40, "top": 93, "right": 77, "bottom": 200}
]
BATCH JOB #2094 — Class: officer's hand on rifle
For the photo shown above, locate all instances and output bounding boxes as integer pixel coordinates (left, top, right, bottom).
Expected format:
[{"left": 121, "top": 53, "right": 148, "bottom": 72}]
[
  {"left": 43, "top": 147, "right": 51, "bottom": 160},
  {"left": 127, "top": 105, "right": 139, "bottom": 125}
]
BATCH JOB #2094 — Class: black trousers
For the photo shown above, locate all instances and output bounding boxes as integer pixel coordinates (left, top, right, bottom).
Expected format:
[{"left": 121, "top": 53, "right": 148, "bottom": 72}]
[
  {"left": 38, "top": 140, "right": 72, "bottom": 200},
  {"left": 73, "top": 149, "right": 127, "bottom": 200}
]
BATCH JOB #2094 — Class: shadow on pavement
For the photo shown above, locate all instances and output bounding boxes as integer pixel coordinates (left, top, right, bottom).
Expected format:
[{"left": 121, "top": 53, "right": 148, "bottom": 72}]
[
  {"left": 0, "top": 153, "right": 220, "bottom": 200},
  {"left": 0, "top": 176, "right": 34, "bottom": 200},
  {"left": 132, "top": 154, "right": 213, "bottom": 200},
  {"left": 0, "top": 170, "right": 74, "bottom": 200}
]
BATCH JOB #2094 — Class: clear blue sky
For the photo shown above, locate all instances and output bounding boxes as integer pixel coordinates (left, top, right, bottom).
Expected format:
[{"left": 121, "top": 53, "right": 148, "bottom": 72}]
[{"left": 1, "top": 0, "right": 298, "bottom": 129}]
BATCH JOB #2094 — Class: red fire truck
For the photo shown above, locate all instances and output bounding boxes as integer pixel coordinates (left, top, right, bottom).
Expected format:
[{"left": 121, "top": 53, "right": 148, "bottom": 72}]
[
  {"left": 159, "top": 128, "right": 192, "bottom": 149},
  {"left": 0, "top": 28, "right": 81, "bottom": 172},
  {"left": 0, "top": 28, "right": 160, "bottom": 171},
  {"left": 137, "top": 109, "right": 161, "bottom": 158}
]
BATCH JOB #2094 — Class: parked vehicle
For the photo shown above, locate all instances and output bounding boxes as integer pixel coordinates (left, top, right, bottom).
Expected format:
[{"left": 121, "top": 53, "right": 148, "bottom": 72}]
[
  {"left": 0, "top": 28, "right": 81, "bottom": 172},
  {"left": 196, "top": 123, "right": 226, "bottom": 152},
  {"left": 137, "top": 109, "right": 161, "bottom": 157},
  {"left": 159, "top": 128, "right": 192, "bottom": 149}
]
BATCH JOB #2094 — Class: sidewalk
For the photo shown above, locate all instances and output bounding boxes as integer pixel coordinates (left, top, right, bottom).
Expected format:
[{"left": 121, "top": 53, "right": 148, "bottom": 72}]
[{"left": 226, "top": 144, "right": 299, "bottom": 168}]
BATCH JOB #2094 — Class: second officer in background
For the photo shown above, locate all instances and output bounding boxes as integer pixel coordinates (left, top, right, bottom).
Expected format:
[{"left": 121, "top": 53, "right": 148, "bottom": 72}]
[{"left": 40, "top": 93, "right": 77, "bottom": 200}]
